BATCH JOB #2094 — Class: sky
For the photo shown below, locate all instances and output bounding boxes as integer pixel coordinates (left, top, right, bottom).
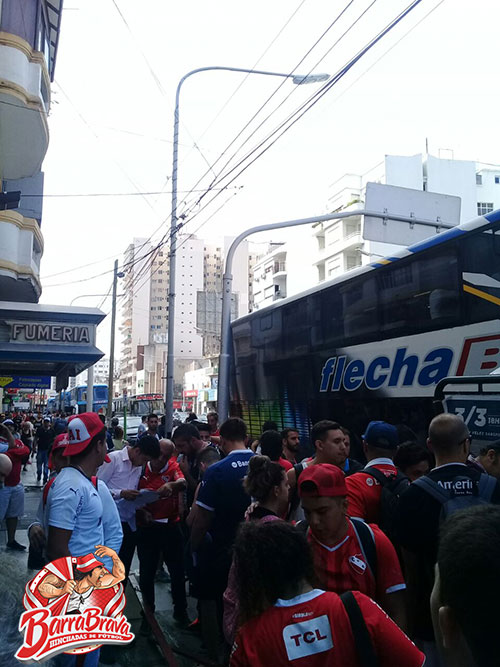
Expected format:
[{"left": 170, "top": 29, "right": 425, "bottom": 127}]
[{"left": 38, "top": 0, "right": 500, "bottom": 355}]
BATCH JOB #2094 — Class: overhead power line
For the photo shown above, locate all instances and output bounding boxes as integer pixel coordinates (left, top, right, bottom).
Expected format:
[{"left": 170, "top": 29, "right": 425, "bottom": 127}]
[{"left": 174, "top": 0, "right": 427, "bottom": 243}]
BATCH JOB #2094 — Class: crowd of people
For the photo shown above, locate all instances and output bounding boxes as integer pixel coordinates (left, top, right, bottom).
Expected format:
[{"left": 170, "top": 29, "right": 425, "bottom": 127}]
[{"left": 1, "top": 406, "right": 500, "bottom": 666}]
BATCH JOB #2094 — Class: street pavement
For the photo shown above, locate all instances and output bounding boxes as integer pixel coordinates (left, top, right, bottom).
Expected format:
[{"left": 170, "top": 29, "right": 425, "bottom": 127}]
[{"left": 0, "top": 458, "right": 212, "bottom": 667}]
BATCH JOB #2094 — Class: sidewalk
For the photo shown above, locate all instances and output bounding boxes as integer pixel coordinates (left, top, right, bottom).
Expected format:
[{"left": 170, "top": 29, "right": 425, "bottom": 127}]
[{"left": 1, "top": 460, "right": 210, "bottom": 666}]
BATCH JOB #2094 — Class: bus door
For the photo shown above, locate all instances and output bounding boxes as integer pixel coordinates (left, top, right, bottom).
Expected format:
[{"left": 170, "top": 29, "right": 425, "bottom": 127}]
[{"left": 434, "top": 375, "right": 500, "bottom": 452}]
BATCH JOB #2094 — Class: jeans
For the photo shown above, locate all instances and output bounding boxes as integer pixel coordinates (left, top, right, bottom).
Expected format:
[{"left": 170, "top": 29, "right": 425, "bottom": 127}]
[
  {"left": 36, "top": 450, "right": 49, "bottom": 482},
  {"left": 119, "top": 522, "right": 137, "bottom": 580},
  {"left": 137, "top": 522, "right": 187, "bottom": 613},
  {"left": 52, "top": 648, "right": 100, "bottom": 667}
]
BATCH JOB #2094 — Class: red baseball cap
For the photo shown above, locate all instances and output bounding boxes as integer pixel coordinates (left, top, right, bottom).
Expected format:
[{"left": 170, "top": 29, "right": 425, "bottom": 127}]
[
  {"left": 298, "top": 463, "right": 347, "bottom": 498},
  {"left": 48, "top": 434, "right": 69, "bottom": 470},
  {"left": 73, "top": 553, "right": 103, "bottom": 573},
  {"left": 63, "top": 412, "right": 110, "bottom": 462}
]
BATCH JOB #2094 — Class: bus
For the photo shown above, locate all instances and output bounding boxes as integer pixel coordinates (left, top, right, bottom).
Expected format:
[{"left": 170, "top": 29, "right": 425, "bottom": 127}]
[
  {"left": 112, "top": 393, "right": 164, "bottom": 440},
  {"left": 230, "top": 209, "right": 500, "bottom": 450},
  {"left": 67, "top": 384, "right": 108, "bottom": 414}
]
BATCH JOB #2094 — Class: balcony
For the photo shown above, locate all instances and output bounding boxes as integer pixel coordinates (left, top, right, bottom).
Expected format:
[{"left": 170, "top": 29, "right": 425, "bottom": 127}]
[
  {"left": 0, "top": 210, "right": 43, "bottom": 302},
  {"left": 0, "top": 34, "right": 51, "bottom": 179},
  {"left": 273, "top": 261, "right": 287, "bottom": 275}
]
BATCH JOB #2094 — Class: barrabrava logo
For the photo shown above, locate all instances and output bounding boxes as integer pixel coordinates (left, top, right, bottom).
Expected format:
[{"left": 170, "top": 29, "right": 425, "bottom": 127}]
[{"left": 16, "top": 546, "right": 134, "bottom": 663}]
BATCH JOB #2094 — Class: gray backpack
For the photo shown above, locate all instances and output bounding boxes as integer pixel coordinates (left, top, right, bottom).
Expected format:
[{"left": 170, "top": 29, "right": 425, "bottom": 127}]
[{"left": 413, "top": 473, "right": 497, "bottom": 520}]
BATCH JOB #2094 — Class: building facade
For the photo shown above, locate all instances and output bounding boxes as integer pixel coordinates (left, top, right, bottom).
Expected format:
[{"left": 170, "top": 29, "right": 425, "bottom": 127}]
[{"left": 0, "top": 0, "right": 63, "bottom": 302}]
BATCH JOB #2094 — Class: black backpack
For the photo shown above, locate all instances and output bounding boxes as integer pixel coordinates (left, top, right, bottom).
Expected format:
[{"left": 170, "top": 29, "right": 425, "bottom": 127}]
[
  {"left": 362, "top": 467, "right": 410, "bottom": 543},
  {"left": 413, "top": 473, "right": 497, "bottom": 522}
]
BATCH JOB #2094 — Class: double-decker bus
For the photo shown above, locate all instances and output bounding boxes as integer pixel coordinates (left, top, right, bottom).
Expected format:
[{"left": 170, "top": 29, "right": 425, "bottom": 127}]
[
  {"left": 67, "top": 384, "right": 108, "bottom": 414},
  {"left": 112, "top": 393, "right": 164, "bottom": 440},
  {"left": 230, "top": 209, "right": 500, "bottom": 449}
]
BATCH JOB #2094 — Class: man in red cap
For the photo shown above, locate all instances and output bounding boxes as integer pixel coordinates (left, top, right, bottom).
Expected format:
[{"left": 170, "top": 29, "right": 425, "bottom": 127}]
[
  {"left": 298, "top": 463, "right": 407, "bottom": 630},
  {"left": 46, "top": 413, "right": 121, "bottom": 572}
]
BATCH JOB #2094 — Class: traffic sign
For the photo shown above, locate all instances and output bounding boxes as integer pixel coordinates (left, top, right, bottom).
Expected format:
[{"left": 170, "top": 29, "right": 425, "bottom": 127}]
[
  {"left": 444, "top": 396, "right": 500, "bottom": 442},
  {"left": 0, "top": 376, "right": 51, "bottom": 389}
]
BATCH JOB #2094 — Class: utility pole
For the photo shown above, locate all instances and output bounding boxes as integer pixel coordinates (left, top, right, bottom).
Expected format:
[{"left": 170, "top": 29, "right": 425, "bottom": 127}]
[
  {"left": 106, "top": 260, "right": 121, "bottom": 423},
  {"left": 87, "top": 365, "right": 94, "bottom": 412}
]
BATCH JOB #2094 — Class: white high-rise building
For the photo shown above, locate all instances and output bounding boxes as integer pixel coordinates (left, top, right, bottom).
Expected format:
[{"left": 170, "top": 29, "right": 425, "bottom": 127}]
[{"left": 120, "top": 238, "right": 152, "bottom": 394}]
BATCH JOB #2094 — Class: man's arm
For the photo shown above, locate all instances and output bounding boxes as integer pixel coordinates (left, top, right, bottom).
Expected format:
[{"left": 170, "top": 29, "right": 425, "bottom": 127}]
[
  {"left": 38, "top": 573, "right": 76, "bottom": 599},
  {"left": 157, "top": 478, "right": 187, "bottom": 497},
  {"left": 178, "top": 455, "right": 198, "bottom": 496},
  {"left": 94, "top": 546, "right": 126, "bottom": 586},
  {"left": 47, "top": 526, "right": 72, "bottom": 562},
  {"left": 97, "top": 457, "right": 125, "bottom": 499},
  {"left": 190, "top": 505, "right": 214, "bottom": 552},
  {"left": 0, "top": 424, "right": 15, "bottom": 449}
]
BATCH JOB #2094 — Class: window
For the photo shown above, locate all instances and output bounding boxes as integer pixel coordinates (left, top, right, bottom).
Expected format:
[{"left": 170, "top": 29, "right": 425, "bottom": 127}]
[
  {"left": 462, "top": 223, "right": 500, "bottom": 324},
  {"left": 496, "top": 176, "right": 500, "bottom": 184},
  {"left": 377, "top": 247, "right": 459, "bottom": 336},
  {"left": 477, "top": 202, "right": 494, "bottom": 215},
  {"left": 476, "top": 174, "right": 483, "bottom": 185}
]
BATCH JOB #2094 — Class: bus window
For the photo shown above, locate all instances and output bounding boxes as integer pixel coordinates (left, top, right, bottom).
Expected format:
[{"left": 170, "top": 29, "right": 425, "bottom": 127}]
[
  {"left": 377, "top": 248, "right": 459, "bottom": 336},
  {"left": 342, "top": 275, "right": 379, "bottom": 341},
  {"left": 462, "top": 226, "right": 500, "bottom": 323}
]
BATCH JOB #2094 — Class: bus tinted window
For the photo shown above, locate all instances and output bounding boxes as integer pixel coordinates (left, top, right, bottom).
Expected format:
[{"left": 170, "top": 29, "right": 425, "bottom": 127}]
[
  {"left": 342, "top": 275, "right": 379, "bottom": 342},
  {"left": 377, "top": 247, "right": 459, "bottom": 336},
  {"left": 463, "top": 226, "right": 500, "bottom": 323}
]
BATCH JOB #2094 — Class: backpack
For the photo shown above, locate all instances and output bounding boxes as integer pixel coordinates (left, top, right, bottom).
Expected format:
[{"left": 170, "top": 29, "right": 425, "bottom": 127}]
[
  {"left": 297, "top": 517, "right": 378, "bottom": 579},
  {"left": 340, "top": 591, "right": 378, "bottom": 667},
  {"left": 362, "top": 467, "right": 410, "bottom": 544},
  {"left": 413, "top": 473, "right": 497, "bottom": 521}
]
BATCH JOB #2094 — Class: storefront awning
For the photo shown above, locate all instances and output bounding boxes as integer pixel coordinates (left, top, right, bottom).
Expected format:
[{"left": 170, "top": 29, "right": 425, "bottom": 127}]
[{"left": 0, "top": 301, "right": 106, "bottom": 390}]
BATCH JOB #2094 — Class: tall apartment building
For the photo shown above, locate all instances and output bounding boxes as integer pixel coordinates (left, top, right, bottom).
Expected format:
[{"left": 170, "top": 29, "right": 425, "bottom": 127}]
[
  {"left": 197, "top": 238, "right": 249, "bottom": 356},
  {"left": 119, "top": 234, "right": 205, "bottom": 396},
  {"left": 119, "top": 238, "right": 152, "bottom": 394},
  {"left": 0, "top": 1, "right": 63, "bottom": 302}
]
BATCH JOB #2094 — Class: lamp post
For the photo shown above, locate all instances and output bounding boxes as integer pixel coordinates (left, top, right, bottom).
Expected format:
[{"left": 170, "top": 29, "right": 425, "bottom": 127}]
[
  {"left": 106, "top": 260, "right": 125, "bottom": 422},
  {"left": 217, "top": 209, "right": 456, "bottom": 421},
  {"left": 165, "top": 66, "right": 329, "bottom": 435}
]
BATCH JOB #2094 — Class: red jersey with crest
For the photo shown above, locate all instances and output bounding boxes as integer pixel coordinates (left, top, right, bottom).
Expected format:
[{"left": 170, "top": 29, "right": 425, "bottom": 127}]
[
  {"left": 230, "top": 589, "right": 423, "bottom": 666},
  {"left": 345, "top": 458, "right": 398, "bottom": 524},
  {"left": 307, "top": 520, "right": 405, "bottom": 603},
  {"left": 139, "top": 457, "right": 184, "bottom": 522}
]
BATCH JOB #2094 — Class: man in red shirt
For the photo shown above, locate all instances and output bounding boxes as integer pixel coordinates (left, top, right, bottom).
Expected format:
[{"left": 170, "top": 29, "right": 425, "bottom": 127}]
[
  {"left": 137, "top": 438, "right": 189, "bottom": 626},
  {"left": 298, "top": 463, "right": 406, "bottom": 630},
  {"left": 0, "top": 421, "right": 30, "bottom": 550},
  {"left": 345, "top": 421, "right": 401, "bottom": 524}
]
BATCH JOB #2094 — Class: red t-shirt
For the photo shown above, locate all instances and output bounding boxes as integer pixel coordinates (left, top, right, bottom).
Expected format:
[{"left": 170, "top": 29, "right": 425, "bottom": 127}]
[
  {"left": 139, "top": 457, "right": 185, "bottom": 523},
  {"left": 4, "top": 439, "right": 29, "bottom": 487},
  {"left": 345, "top": 459, "right": 397, "bottom": 524},
  {"left": 278, "top": 457, "right": 293, "bottom": 471},
  {"left": 231, "top": 589, "right": 423, "bottom": 666},
  {"left": 307, "top": 520, "right": 405, "bottom": 603}
]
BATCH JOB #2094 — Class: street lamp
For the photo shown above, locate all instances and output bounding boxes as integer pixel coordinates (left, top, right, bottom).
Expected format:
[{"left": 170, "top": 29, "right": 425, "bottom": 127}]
[{"left": 165, "top": 66, "right": 330, "bottom": 435}]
